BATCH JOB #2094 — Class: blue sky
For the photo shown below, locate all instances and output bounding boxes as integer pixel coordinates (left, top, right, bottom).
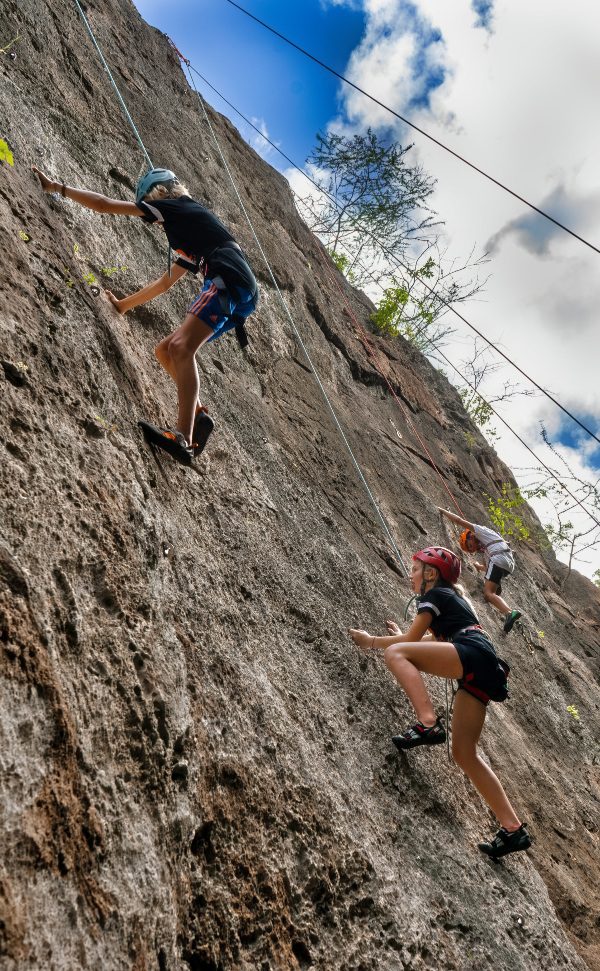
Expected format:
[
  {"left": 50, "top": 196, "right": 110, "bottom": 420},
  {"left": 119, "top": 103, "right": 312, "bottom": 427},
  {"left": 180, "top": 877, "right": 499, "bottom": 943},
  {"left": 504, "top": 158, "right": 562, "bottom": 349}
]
[{"left": 134, "top": 0, "right": 366, "bottom": 166}]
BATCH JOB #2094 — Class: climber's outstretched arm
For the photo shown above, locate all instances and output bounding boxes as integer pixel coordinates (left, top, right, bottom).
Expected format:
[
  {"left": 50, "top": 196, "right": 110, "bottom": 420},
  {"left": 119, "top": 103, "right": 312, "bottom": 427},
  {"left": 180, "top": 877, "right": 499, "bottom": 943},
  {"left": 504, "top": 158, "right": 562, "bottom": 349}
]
[
  {"left": 33, "top": 166, "right": 144, "bottom": 217},
  {"left": 437, "top": 507, "right": 475, "bottom": 531},
  {"left": 106, "top": 264, "right": 188, "bottom": 315}
]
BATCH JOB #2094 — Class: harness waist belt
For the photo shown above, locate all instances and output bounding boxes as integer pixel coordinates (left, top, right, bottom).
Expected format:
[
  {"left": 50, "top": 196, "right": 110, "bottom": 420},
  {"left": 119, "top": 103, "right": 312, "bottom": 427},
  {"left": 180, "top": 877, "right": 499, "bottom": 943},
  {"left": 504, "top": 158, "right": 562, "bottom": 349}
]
[
  {"left": 208, "top": 241, "right": 242, "bottom": 259},
  {"left": 452, "top": 624, "right": 489, "bottom": 641}
]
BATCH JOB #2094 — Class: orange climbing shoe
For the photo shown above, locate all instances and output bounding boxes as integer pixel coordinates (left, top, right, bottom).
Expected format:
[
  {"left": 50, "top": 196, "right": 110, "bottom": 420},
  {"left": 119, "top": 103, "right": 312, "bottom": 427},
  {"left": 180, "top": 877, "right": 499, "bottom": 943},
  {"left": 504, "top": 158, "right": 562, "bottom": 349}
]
[{"left": 138, "top": 421, "right": 194, "bottom": 466}]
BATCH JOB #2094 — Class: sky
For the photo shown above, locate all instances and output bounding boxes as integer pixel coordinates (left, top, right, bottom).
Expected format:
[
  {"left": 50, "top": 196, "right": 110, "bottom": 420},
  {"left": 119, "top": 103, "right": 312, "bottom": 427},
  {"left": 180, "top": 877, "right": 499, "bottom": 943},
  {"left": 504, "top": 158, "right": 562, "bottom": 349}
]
[{"left": 133, "top": 0, "right": 600, "bottom": 579}]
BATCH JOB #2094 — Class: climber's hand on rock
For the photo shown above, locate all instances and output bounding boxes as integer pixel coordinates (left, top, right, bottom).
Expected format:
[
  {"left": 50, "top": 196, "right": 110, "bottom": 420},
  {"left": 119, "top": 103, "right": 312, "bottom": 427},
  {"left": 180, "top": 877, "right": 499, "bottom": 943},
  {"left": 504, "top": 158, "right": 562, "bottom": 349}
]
[
  {"left": 386, "top": 620, "right": 401, "bottom": 635},
  {"left": 349, "top": 628, "right": 374, "bottom": 650},
  {"left": 105, "top": 290, "right": 126, "bottom": 314},
  {"left": 32, "top": 166, "right": 58, "bottom": 194}
]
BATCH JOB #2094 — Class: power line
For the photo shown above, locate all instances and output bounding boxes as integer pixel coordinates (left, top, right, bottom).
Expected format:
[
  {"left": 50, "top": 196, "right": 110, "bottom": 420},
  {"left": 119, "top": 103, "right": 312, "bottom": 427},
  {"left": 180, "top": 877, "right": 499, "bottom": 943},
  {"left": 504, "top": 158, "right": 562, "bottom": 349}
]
[
  {"left": 187, "top": 62, "right": 600, "bottom": 451},
  {"left": 224, "top": 0, "right": 600, "bottom": 258}
]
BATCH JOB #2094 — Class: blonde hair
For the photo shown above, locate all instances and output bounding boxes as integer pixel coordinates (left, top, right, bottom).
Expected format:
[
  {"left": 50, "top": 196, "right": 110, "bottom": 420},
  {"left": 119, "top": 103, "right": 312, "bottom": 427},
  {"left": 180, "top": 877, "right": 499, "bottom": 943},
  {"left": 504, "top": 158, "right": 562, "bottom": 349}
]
[{"left": 144, "top": 182, "right": 190, "bottom": 201}]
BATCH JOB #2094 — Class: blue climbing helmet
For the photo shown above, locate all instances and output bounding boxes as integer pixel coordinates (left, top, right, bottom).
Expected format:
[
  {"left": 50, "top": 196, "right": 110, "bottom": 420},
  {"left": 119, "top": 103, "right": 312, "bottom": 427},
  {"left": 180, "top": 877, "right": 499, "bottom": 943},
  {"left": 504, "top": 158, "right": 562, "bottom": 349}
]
[{"left": 135, "top": 167, "right": 178, "bottom": 204}]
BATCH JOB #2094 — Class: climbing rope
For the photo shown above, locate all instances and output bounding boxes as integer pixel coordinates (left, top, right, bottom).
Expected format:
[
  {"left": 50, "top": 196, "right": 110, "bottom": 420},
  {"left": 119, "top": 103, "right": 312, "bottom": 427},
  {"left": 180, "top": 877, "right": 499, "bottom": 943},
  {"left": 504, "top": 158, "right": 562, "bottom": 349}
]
[
  {"left": 320, "top": 253, "right": 467, "bottom": 518},
  {"left": 72, "top": 0, "right": 152, "bottom": 168},
  {"left": 176, "top": 48, "right": 409, "bottom": 576},
  {"left": 67, "top": 9, "right": 410, "bottom": 578},
  {"left": 225, "top": 0, "right": 600, "bottom": 258}
]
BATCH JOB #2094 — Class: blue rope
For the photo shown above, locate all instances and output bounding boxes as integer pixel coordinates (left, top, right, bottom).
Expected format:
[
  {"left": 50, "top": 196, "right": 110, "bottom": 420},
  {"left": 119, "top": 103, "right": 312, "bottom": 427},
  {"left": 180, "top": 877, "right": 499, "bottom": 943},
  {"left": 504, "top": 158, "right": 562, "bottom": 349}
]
[{"left": 72, "top": 0, "right": 153, "bottom": 169}]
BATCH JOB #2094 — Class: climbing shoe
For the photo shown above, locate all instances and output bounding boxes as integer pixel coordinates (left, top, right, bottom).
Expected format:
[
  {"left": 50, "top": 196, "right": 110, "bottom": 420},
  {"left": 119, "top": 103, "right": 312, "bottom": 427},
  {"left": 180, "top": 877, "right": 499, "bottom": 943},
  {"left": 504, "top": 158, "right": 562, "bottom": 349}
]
[
  {"left": 503, "top": 610, "right": 522, "bottom": 634},
  {"left": 138, "top": 420, "right": 194, "bottom": 466},
  {"left": 478, "top": 823, "right": 531, "bottom": 859},
  {"left": 392, "top": 717, "right": 446, "bottom": 751},
  {"left": 192, "top": 407, "right": 214, "bottom": 456}
]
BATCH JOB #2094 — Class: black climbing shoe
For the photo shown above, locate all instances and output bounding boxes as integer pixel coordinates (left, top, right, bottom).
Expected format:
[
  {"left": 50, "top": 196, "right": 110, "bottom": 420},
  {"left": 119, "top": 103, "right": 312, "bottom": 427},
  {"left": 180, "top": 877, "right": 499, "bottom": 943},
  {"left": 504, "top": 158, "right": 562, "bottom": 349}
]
[
  {"left": 138, "top": 421, "right": 194, "bottom": 466},
  {"left": 392, "top": 717, "right": 446, "bottom": 751},
  {"left": 478, "top": 823, "right": 531, "bottom": 859},
  {"left": 503, "top": 610, "right": 522, "bottom": 634},
  {"left": 192, "top": 408, "right": 214, "bottom": 456}
]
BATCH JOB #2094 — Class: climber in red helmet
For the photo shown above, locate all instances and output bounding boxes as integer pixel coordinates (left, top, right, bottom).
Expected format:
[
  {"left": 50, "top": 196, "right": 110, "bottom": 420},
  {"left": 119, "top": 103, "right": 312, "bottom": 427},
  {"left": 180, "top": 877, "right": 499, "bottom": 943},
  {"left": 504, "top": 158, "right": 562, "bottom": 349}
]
[{"left": 349, "top": 546, "right": 531, "bottom": 859}]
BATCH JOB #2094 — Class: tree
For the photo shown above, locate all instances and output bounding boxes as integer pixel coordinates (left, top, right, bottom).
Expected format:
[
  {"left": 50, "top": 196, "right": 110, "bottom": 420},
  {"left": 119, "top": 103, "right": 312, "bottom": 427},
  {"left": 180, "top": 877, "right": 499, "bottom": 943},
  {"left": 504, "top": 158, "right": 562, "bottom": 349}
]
[
  {"left": 517, "top": 425, "right": 600, "bottom": 583},
  {"left": 296, "top": 128, "right": 487, "bottom": 349}
]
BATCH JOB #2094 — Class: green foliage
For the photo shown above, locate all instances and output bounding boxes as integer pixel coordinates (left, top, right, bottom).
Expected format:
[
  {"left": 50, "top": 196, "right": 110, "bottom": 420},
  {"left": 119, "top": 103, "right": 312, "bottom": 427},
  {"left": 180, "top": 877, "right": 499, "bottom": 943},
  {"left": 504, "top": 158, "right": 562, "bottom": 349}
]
[
  {"left": 370, "top": 286, "right": 409, "bottom": 336},
  {"left": 593, "top": 569, "right": 600, "bottom": 588},
  {"left": 0, "top": 138, "right": 14, "bottom": 166},
  {"left": 302, "top": 128, "right": 485, "bottom": 355},
  {"left": 94, "top": 414, "right": 117, "bottom": 433},
  {"left": 18, "top": 230, "right": 30, "bottom": 242},
  {"left": 486, "top": 483, "right": 530, "bottom": 541},
  {"left": 101, "top": 265, "right": 128, "bottom": 278},
  {"left": 566, "top": 705, "right": 580, "bottom": 721},
  {"left": 0, "top": 34, "right": 20, "bottom": 56},
  {"left": 459, "top": 388, "right": 494, "bottom": 429},
  {"left": 370, "top": 282, "right": 450, "bottom": 352},
  {"left": 328, "top": 249, "right": 356, "bottom": 283},
  {"left": 541, "top": 520, "right": 575, "bottom": 552},
  {"left": 83, "top": 272, "right": 97, "bottom": 286}
]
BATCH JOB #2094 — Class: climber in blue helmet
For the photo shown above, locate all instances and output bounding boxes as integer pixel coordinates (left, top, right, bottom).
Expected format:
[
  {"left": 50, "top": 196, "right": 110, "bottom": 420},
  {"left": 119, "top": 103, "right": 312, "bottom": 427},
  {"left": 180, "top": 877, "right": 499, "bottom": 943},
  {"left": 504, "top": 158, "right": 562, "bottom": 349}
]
[{"left": 32, "top": 165, "right": 259, "bottom": 466}]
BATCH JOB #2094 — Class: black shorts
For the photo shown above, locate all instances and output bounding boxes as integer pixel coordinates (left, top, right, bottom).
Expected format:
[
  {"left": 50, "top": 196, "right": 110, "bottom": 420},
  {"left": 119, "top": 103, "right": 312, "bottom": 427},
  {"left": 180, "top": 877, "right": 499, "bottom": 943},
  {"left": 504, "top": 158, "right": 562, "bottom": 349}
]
[
  {"left": 484, "top": 563, "right": 510, "bottom": 593},
  {"left": 453, "top": 631, "right": 507, "bottom": 705}
]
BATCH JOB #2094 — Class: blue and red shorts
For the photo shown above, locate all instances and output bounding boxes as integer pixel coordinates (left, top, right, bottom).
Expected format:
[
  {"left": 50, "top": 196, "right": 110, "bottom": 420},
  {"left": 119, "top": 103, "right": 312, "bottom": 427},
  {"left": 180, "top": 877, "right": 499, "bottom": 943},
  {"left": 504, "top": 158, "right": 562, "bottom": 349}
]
[{"left": 188, "top": 278, "right": 257, "bottom": 343}]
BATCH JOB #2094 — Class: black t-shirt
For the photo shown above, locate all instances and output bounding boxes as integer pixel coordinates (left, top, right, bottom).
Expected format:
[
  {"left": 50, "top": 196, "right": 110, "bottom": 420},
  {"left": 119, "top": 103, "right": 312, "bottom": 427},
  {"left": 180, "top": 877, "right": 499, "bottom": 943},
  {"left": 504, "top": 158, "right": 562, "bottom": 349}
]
[
  {"left": 417, "top": 584, "right": 480, "bottom": 640},
  {"left": 138, "top": 196, "right": 257, "bottom": 298}
]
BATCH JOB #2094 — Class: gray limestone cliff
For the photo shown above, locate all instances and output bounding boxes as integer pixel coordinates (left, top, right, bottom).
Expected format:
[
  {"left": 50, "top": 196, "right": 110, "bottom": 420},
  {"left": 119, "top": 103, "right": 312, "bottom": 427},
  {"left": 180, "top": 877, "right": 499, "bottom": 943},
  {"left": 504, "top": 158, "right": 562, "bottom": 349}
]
[{"left": 0, "top": 2, "right": 599, "bottom": 969}]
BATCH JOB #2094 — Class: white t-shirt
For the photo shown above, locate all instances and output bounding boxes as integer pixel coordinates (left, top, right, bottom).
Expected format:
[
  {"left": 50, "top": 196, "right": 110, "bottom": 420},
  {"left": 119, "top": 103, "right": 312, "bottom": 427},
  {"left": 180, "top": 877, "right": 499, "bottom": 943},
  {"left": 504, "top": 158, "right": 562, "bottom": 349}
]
[{"left": 473, "top": 524, "right": 514, "bottom": 571}]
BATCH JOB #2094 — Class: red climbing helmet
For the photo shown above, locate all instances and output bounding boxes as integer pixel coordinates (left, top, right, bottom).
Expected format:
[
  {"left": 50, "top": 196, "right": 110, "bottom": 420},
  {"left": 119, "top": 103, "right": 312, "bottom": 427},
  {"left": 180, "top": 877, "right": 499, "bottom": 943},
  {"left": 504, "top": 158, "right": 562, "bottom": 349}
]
[{"left": 413, "top": 547, "right": 461, "bottom": 584}]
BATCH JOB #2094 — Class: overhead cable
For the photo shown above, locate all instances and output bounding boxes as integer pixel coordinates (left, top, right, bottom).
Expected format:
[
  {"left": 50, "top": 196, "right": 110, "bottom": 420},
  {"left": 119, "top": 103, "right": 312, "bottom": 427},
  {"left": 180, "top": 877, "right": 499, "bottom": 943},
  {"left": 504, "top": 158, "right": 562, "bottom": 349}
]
[{"left": 224, "top": 0, "right": 600, "bottom": 258}]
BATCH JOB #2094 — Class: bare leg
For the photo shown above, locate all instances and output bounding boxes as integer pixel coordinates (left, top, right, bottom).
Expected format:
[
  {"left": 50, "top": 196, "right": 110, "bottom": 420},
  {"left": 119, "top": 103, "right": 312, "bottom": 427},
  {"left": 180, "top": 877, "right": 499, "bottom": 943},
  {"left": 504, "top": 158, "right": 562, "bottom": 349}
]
[
  {"left": 451, "top": 690, "right": 521, "bottom": 831},
  {"left": 384, "top": 641, "right": 463, "bottom": 727},
  {"left": 154, "top": 313, "right": 214, "bottom": 443},
  {"left": 483, "top": 580, "right": 511, "bottom": 617}
]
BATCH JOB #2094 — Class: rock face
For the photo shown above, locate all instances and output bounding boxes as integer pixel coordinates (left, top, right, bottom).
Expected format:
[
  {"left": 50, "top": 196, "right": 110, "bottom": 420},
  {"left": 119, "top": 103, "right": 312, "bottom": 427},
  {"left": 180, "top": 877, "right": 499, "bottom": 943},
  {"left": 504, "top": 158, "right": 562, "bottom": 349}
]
[{"left": 1, "top": 2, "right": 599, "bottom": 969}]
